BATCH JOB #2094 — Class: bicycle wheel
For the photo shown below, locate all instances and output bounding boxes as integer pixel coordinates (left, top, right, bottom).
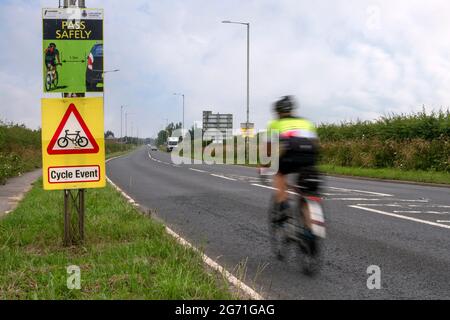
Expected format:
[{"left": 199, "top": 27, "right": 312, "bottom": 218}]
[
  {"left": 45, "top": 74, "right": 52, "bottom": 91},
  {"left": 53, "top": 70, "right": 59, "bottom": 88},
  {"left": 57, "top": 137, "right": 69, "bottom": 148},
  {"left": 77, "top": 136, "right": 88, "bottom": 148},
  {"left": 296, "top": 202, "right": 322, "bottom": 275},
  {"left": 268, "top": 197, "right": 288, "bottom": 260}
]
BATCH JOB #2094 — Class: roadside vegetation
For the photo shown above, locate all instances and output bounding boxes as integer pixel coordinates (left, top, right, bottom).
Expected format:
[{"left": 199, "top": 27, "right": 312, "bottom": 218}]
[
  {"left": 0, "top": 178, "right": 233, "bottom": 299},
  {"left": 0, "top": 122, "right": 41, "bottom": 184},
  {"left": 317, "top": 110, "right": 449, "bottom": 182}
]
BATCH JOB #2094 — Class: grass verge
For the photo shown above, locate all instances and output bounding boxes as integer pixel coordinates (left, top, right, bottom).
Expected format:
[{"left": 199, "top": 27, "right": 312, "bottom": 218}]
[
  {"left": 319, "top": 164, "right": 450, "bottom": 185},
  {"left": 0, "top": 178, "right": 233, "bottom": 299}
]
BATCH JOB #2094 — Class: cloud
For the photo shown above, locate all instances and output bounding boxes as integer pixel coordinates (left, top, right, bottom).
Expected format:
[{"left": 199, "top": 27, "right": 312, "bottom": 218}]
[{"left": 0, "top": 0, "right": 449, "bottom": 137}]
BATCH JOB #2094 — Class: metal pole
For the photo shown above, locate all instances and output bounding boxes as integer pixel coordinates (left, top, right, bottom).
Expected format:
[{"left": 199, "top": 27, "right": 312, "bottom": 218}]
[
  {"left": 183, "top": 94, "right": 185, "bottom": 134},
  {"left": 79, "top": 189, "right": 85, "bottom": 242},
  {"left": 62, "top": 0, "right": 87, "bottom": 247},
  {"left": 246, "top": 23, "right": 250, "bottom": 163},
  {"left": 64, "top": 190, "right": 71, "bottom": 246},
  {"left": 120, "top": 106, "right": 123, "bottom": 142},
  {"left": 125, "top": 112, "right": 128, "bottom": 143}
]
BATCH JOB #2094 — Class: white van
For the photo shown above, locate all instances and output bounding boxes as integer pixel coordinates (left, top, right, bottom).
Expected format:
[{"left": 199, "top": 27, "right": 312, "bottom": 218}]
[{"left": 167, "top": 137, "right": 179, "bottom": 152}]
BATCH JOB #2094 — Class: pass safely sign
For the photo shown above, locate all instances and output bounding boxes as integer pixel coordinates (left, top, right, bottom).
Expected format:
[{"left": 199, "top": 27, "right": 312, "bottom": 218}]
[{"left": 42, "top": 98, "right": 105, "bottom": 190}]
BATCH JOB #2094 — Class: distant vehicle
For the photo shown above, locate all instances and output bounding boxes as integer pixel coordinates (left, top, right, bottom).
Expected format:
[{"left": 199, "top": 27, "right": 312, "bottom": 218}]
[
  {"left": 167, "top": 137, "right": 179, "bottom": 152},
  {"left": 86, "top": 43, "right": 103, "bottom": 91},
  {"left": 150, "top": 145, "right": 158, "bottom": 151}
]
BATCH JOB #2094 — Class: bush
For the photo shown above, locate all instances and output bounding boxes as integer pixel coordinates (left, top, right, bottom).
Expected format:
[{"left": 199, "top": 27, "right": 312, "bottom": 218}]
[
  {"left": 320, "top": 138, "right": 449, "bottom": 172},
  {"left": 0, "top": 122, "right": 42, "bottom": 184},
  {"left": 318, "top": 109, "right": 450, "bottom": 142}
]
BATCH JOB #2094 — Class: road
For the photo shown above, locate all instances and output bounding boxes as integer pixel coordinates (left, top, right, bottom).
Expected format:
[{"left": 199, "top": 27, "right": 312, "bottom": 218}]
[{"left": 107, "top": 147, "right": 450, "bottom": 299}]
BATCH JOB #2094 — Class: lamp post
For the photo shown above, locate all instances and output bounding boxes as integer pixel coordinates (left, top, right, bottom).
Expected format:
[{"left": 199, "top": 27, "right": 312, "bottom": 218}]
[
  {"left": 101, "top": 68, "right": 119, "bottom": 109},
  {"left": 125, "top": 112, "right": 134, "bottom": 144},
  {"left": 173, "top": 93, "right": 185, "bottom": 134},
  {"left": 120, "top": 105, "right": 124, "bottom": 143},
  {"left": 222, "top": 20, "right": 250, "bottom": 162}
]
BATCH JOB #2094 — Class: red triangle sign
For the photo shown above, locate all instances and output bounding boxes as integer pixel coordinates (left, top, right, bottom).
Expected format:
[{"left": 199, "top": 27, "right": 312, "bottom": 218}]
[{"left": 47, "top": 103, "right": 100, "bottom": 155}]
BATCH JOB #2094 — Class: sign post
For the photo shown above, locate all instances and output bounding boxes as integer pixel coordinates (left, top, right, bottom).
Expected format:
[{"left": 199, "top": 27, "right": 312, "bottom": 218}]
[{"left": 42, "top": 0, "right": 104, "bottom": 246}]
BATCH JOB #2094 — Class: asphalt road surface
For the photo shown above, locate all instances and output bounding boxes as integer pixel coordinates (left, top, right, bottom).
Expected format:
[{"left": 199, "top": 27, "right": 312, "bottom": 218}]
[{"left": 107, "top": 147, "right": 450, "bottom": 300}]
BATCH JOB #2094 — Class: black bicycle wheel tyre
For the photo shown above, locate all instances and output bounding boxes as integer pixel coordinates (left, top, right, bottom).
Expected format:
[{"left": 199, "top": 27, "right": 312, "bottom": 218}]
[
  {"left": 46, "top": 74, "right": 52, "bottom": 91},
  {"left": 57, "top": 137, "right": 69, "bottom": 148},
  {"left": 53, "top": 70, "right": 59, "bottom": 88},
  {"left": 77, "top": 137, "right": 88, "bottom": 148},
  {"left": 268, "top": 198, "right": 288, "bottom": 260}
]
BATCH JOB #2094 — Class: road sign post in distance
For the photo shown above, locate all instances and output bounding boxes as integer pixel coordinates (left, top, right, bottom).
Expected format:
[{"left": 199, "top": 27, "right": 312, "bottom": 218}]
[{"left": 42, "top": 97, "right": 105, "bottom": 190}]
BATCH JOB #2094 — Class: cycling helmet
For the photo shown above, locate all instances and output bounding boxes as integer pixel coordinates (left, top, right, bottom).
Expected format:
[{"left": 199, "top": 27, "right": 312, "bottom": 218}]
[{"left": 274, "top": 96, "right": 296, "bottom": 114}]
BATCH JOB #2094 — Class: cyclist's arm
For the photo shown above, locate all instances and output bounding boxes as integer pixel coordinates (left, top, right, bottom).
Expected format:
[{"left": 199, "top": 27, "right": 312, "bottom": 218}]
[{"left": 56, "top": 53, "right": 61, "bottom": 64}]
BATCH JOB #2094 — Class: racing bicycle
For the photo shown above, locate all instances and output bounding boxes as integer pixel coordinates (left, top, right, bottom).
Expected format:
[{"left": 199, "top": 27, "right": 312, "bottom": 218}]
[{"left": 259, "top": 167, "right": 326, "bottom": 274}]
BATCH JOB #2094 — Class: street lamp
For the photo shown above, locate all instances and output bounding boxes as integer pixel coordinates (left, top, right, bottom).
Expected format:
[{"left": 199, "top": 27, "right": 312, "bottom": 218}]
[
  {"left": 120, "top": 105, "right": 125, "bottom": 143},
  {"left": 222, "top": 20, "right": 251, "bottom": 162},
  {"left": 125, "top": 111, "right": 134, "bottom": 144},
  {"left": 173, "top": 93, "right": 185, "bottom": 134}
]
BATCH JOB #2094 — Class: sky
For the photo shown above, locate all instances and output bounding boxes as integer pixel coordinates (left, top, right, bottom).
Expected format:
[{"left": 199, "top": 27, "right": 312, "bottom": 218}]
[{"left": 0, "top": 0, "right": 450, "bottom": 138}]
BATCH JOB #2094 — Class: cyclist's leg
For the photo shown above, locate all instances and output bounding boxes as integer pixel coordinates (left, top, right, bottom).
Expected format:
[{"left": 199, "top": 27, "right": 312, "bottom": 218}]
[{"left": 273, "top": 173, "right": 288, "bottom": 204}]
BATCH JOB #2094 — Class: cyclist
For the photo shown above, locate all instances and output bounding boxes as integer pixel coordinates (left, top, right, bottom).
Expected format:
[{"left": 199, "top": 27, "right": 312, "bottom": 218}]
[
  {"left": 266, "top": 96, "right": 321, "bottom": 252},
  {"left": 44, "top": 43, "right": 61, "bottom": 80}
]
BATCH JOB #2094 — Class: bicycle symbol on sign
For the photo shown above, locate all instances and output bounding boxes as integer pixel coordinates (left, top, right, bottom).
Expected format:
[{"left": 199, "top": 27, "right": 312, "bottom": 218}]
[{"left": 57, "top": 130, "right": 89, "bottom": 148}]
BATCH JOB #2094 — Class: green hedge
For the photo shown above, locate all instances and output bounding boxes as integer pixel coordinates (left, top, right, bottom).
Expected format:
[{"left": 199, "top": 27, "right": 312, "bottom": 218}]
[
  {"left": 318, "top": 109, "right": 449, "bottom": 142},
  {"left": 0, "top": 123, "right": 42, "bottom": 184},
  {"left": 320, "top": 138, "right": 449, "bottom": 172}
]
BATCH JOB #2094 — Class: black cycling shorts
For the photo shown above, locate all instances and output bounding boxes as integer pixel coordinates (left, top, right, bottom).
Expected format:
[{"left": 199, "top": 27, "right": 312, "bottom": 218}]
[
  {"left": 278, "top": 150, "right": 316, "bottom": 175},
  {"left": 278, "top": 153, "right": 321, "bottom": 196}
]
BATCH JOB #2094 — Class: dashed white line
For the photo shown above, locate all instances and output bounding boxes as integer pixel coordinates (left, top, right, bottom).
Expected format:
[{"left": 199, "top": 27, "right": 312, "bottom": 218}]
[
  {"left": 327, "top": 198, "right": 383, "bottom": 201},
  {"left": 211, "top": 174, "right": 237, "bottom": 181},
  {"left": 251, "top": 184, "right": 299, "bottom": 196},
  {"left": 394, "top": 211, "right": 422, "bottom": 214},
  {"left": 437, "top": 220, "right": 450, "bottom": 223},
  {"left": 350, "top": 205, "right": 450, "bottom": 230},
  {"left": 252, "top": 184, "right": 276, "bottom": 191},
  {"left": 189, "top": 168, "right": 208, "bottom": 173},
  {"left": 327, "top": 187, "right": 393, "bottom": 197}
]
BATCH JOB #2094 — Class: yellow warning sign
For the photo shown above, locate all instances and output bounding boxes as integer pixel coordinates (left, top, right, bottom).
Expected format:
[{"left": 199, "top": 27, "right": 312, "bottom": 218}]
[{"left": 42, "top": 97, "right": 105, "bottom": 190}]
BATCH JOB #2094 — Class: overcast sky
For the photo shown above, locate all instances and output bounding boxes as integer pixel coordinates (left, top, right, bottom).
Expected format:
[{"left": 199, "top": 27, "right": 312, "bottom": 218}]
[{"left": 1, "top": 0, "right": 449, "bottom": 138}]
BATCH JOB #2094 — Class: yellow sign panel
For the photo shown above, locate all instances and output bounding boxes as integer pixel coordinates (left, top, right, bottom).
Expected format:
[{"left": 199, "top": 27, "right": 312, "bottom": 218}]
[{"left": 41, "top": 98, "right": 105, "bottom": 190}]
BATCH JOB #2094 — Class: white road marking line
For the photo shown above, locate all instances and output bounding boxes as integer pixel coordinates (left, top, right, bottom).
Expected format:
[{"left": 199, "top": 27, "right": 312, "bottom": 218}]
[
  {"left": 252, "top": 184, "right": 276, "bottom": 190},
  {"left": 394, "top": 211, "right": 422, "bottom": 214},
  {"left": 437, "top": 220, "right": 450, "bottom": 223},
  {"left": 251, "top": 184, "right": 299, "bottom": 196},
  {"left": 327, "top": 187, "right": 393, "bottom": 197},
  {"left": 165, "top": 227, "right": 263, "bottom": 300},
  {"left": 358, "top": 204, "right": 403, "bottom": 207},
  {"left": 350, "top": 205, "right": 450, "bottom": 230},
  {"left": 189, "top": 168, "right": 208, "bottom": 173},
  {"left": 211, "top": 174, "right": 237, "bottom": 181},
  {"left": 105, "top": 168, "right": 263, "bottom": 299},
  {"left": 327, "top": 198, "right": 382, "bottom": 201}
]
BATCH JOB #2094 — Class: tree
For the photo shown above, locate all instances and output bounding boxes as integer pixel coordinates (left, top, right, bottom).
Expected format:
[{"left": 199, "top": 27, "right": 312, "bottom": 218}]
[
  {"left": 105, "top": 130, "right": 115, "bottom": 139},
  {"left": 156, "top": 122, "right": 182, "bottom": 146}
]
